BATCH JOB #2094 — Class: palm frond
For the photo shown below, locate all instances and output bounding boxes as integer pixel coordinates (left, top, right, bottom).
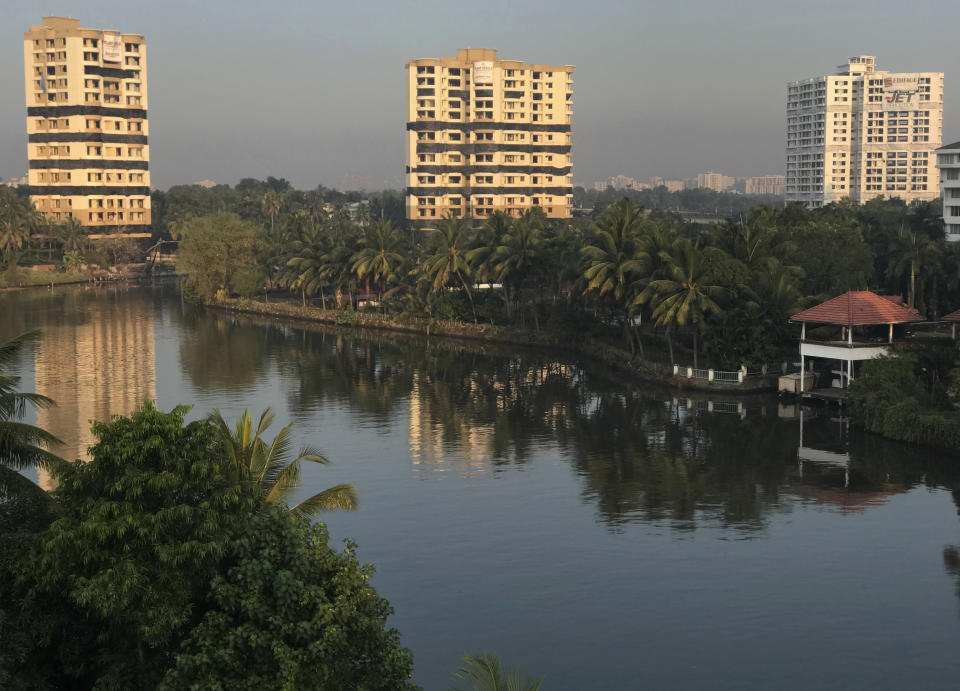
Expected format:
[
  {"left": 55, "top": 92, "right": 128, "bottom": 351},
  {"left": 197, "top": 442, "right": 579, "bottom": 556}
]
[
  {"left": 264, "top": 458, "right": 301, "bottom": 505},
  {"left": 287, "top": 483, "right": 358, "bottom": 518},
  {"left": 0, "top": 330, "right": 40, "bottom": 369}
]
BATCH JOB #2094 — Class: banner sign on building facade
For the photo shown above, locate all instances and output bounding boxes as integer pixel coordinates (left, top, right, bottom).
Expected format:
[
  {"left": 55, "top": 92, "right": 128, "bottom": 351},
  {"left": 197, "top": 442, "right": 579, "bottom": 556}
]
[
  {"left": 473, "top": 61, "right": 493, "bottom": 85},
  {"left": 882, "top": 75, "right": 920, "bottom": 108},
  {"left": 102, "top": 32, "right": 122, "bottom": 63}
]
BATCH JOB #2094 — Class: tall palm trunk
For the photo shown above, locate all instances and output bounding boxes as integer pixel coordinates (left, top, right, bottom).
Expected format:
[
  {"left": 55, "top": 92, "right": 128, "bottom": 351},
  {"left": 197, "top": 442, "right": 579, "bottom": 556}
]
[
  {"left": 693, "top": 329, "right": 698, "bottom": 369},
  {"left": 909, "top": 261, "right": 916, "bottom": 308},
  {"left": 457, "top": 272, "right": 477, "bottom": 323},
  {"left": 667, "top": 329, "right": 675, "bottom": 366}
]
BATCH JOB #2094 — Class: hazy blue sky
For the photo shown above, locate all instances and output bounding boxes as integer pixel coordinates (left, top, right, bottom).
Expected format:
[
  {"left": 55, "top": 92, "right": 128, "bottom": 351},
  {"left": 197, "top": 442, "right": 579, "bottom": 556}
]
[{"left": 2, "top": 0, "right": 958, "bottom": 190}]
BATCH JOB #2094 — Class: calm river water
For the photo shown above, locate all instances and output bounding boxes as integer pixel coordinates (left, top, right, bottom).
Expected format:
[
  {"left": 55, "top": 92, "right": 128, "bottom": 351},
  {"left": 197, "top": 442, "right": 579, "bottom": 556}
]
[{"left": 4, "top": 281, "right": 960, "bottom": 689}]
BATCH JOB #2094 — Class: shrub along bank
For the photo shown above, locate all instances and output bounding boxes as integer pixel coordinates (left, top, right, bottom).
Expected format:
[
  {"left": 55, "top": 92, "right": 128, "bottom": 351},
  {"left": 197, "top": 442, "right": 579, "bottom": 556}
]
[{"left": 849, "top": 350, "right": 960, "bottom": 450}]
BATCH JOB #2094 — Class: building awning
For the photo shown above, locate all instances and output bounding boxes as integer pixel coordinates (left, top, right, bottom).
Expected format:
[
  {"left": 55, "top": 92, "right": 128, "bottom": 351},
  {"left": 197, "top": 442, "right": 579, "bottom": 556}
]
[{"left": 790, "top": 291, "right": 922, "bottom": 326}]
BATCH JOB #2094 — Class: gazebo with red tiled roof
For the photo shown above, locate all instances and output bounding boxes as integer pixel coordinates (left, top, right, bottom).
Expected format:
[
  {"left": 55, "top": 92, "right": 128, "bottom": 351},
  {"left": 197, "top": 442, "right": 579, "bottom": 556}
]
[
  {"left": 785, "top": 291, "right": 922, "bottom": 395},
  {"left": 942, "top": 309, "right": 960, "bottom": 338}
]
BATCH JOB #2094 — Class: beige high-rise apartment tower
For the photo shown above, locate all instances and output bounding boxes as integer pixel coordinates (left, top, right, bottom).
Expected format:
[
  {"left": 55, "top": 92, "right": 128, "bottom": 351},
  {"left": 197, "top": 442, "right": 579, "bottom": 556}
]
[
  {"left": 23, "top": 17, "right": 150, "bottom": 237},
  {"left": 786, "top": 56, "right": 943, "bottom": 208},
  {"left": 405, "top": 49, "right": 573, "bottom": 227}
]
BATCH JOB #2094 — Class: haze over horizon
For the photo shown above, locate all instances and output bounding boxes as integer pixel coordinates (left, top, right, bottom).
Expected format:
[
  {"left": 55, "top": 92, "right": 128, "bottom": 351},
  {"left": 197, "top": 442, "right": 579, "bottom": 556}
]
[{"left": 3, "top": 0, "right": 958, "bottom": 191}]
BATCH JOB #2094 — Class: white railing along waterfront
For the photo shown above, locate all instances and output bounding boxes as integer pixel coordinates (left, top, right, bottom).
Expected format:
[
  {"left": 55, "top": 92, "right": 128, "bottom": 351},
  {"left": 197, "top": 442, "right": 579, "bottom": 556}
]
[{"left": 672, "top": 361, "right": 789, "bottom": 385}]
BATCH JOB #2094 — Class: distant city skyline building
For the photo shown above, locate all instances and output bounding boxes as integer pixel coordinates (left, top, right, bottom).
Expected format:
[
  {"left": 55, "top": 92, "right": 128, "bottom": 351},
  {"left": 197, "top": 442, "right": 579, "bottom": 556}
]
[
  {"left": 937, "top": 140, "right": 960, "bottom": 241},
  {"left": 593, "top": 174, "right": 649, "bottom": 191},
  {"left": 405, "top": 48, "right": 573, "bottom": 227},
  {"left": 23, "top": 16, "right": 151, "bottom": 237},
  {"left": 692, "top": 171, "right": 735, "bottom": 192},
  {"left": 786, "top": 55, "right": 943, "bottom": 208},
  {"left": 650, "top": 176, "right": 685, "bottom": 192},
  {"left": 1, "top": 174, "right": 29, "bottom": 188},
  {"left": 744, "top": 174, "right": 785, "bottom": 195}
]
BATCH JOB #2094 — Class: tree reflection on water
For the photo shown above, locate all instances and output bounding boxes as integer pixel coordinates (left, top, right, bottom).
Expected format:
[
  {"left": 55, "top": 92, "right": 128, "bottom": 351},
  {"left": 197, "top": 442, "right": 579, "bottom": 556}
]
[{"left": 177, "top": 309, "right": 960, "bottom": 534}]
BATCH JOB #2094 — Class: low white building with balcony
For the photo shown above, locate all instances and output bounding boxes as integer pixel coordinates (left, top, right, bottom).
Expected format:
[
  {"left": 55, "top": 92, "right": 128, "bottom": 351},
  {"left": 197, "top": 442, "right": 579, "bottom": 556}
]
[{"left": 937, "top": 140, "right": 960, "bottom": 241}]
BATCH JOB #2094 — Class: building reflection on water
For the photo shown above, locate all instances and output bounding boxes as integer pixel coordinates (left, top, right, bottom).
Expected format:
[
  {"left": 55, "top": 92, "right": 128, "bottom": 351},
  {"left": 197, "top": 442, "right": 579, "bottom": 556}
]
[
  {"left": 408, "top": 363, "right": 577, "bottom": 476},
  {"left": 34, "top": 290, "right": 155, "bottom": 488},
  {"left": 794, "top": 405, "right": 906, "bottom": 513}
]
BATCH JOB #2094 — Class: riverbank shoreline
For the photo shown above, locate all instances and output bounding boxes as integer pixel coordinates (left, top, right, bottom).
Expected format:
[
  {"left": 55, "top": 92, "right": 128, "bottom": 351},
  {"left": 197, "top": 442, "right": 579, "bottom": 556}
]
[
  {"left": 0, "top": 267, "right": 181, "bottom": 292},
  {"left": 209, "top": 297, "right": 780, "bottom": 394}
]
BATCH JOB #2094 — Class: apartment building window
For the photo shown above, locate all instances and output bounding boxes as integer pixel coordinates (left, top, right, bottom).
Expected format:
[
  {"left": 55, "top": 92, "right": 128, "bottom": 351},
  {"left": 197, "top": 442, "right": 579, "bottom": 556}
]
[
  {"left": 125, "top": 43, "right": 140, "bottom": 53},
  {"left": 448, "top": 132, "right": 461, "bottom": 141},
  {"left": 87, "top": 146, "right": 102, "bottom": 155},
  {"left": 128, "top": 121, "right": 142, "bottom": 132},
  {"left": 88, "top": 173, "right": 103, "bottom": 182}
]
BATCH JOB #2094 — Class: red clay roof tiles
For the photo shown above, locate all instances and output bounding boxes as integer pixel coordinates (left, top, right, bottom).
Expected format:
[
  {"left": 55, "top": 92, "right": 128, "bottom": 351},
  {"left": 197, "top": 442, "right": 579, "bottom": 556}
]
[
  {"left": 790, "top": 291, "right": 922, "bottom": 326},
  {"left": 942, "top": 309, "right": 960, "bottom": 323}
]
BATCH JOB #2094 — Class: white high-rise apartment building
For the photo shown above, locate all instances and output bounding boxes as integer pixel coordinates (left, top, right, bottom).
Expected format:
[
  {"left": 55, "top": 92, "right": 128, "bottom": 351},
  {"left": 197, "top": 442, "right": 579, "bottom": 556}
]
[
  {"left": 786, "top": 56, "right": 942, "bottom": 208},
  {"left": 937, "top": 141, "right": 960, "bottom": 241}
]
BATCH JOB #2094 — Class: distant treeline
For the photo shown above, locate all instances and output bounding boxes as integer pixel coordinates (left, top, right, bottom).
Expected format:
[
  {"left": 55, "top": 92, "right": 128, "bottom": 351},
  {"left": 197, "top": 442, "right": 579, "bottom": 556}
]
[
  {"left": 150, "top": 177, "right": 408, "bottom": 239},
  {"left": 573, "top": 185, "right": 784, "bottom": 217}
]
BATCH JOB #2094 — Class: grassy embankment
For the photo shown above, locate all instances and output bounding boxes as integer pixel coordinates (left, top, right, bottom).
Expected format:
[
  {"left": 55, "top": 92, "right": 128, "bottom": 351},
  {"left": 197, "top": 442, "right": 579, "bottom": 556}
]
[{"left": 0, "top": 267, "right": 91, "bottom": 289}]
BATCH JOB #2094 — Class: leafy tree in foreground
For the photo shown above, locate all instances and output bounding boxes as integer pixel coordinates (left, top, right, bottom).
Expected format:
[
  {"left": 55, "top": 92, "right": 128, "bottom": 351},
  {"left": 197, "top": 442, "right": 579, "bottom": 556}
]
[
  {"left": 23, "top": 402, "right": 245, "bottom": 688},
  {"left": 3, "top": 402, "right": 407, "bottom": 688},
  {"left": 212, "top": 407, "right": 357, "bottom": 518},
  {"left": 453, "top": 652, "right": 543, "bottom": 691},
  {"left": 161, "top": 508, "right": 417, "bottom": 690}
]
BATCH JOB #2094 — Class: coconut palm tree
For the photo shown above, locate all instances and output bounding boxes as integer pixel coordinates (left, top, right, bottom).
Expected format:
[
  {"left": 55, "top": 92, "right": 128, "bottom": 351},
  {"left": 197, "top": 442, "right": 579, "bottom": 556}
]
[
  {"left": 0, "top": 210, "right": 31, "bottom": 260},
  {"left": 491, "top": 210, "right": 543, "bottom": 322},
  {"left": 282, "top": 222, "right": 333, "bottom": 307},
  {"left": 452, "top": 652, "right": 543, "bottom": 691},
  {"left": 418, "top": 214, "right": 477, "bottom": 321},
  {"left": 260, "top": 190, "right": 283, "bottom": 235},
  {"left": 638, "top": 238, "right": 723, "bottom": 367},
  {"left": 351, "top": 219, "right": 405, "bottom": 299},
  {"left": 0, "top": 331, "right": 60, "bottom": 498},
  {"left": 468, "top": 210, "right": 512, "bottom": 283},
  {"left": 581, "top": 198, "right": 647, "bottom": 303},
  {"left": 886, "top": 226, "right": 941, "bottom": 313},
  {"left": 212, "top": 408, "right": 356, "bottom": 518}
]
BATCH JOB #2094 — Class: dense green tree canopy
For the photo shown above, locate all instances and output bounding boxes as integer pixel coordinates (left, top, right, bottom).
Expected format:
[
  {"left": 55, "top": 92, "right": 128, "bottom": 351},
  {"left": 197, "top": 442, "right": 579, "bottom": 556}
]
[
  {"left": 177, "top": 212, "right": 262, "bottom": 300},
  {"left": 1, "top": 402, "right": 414, "bottom": 688},
  {"left": 161, "top": 509, "right": 416, "bottom": 690}
]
